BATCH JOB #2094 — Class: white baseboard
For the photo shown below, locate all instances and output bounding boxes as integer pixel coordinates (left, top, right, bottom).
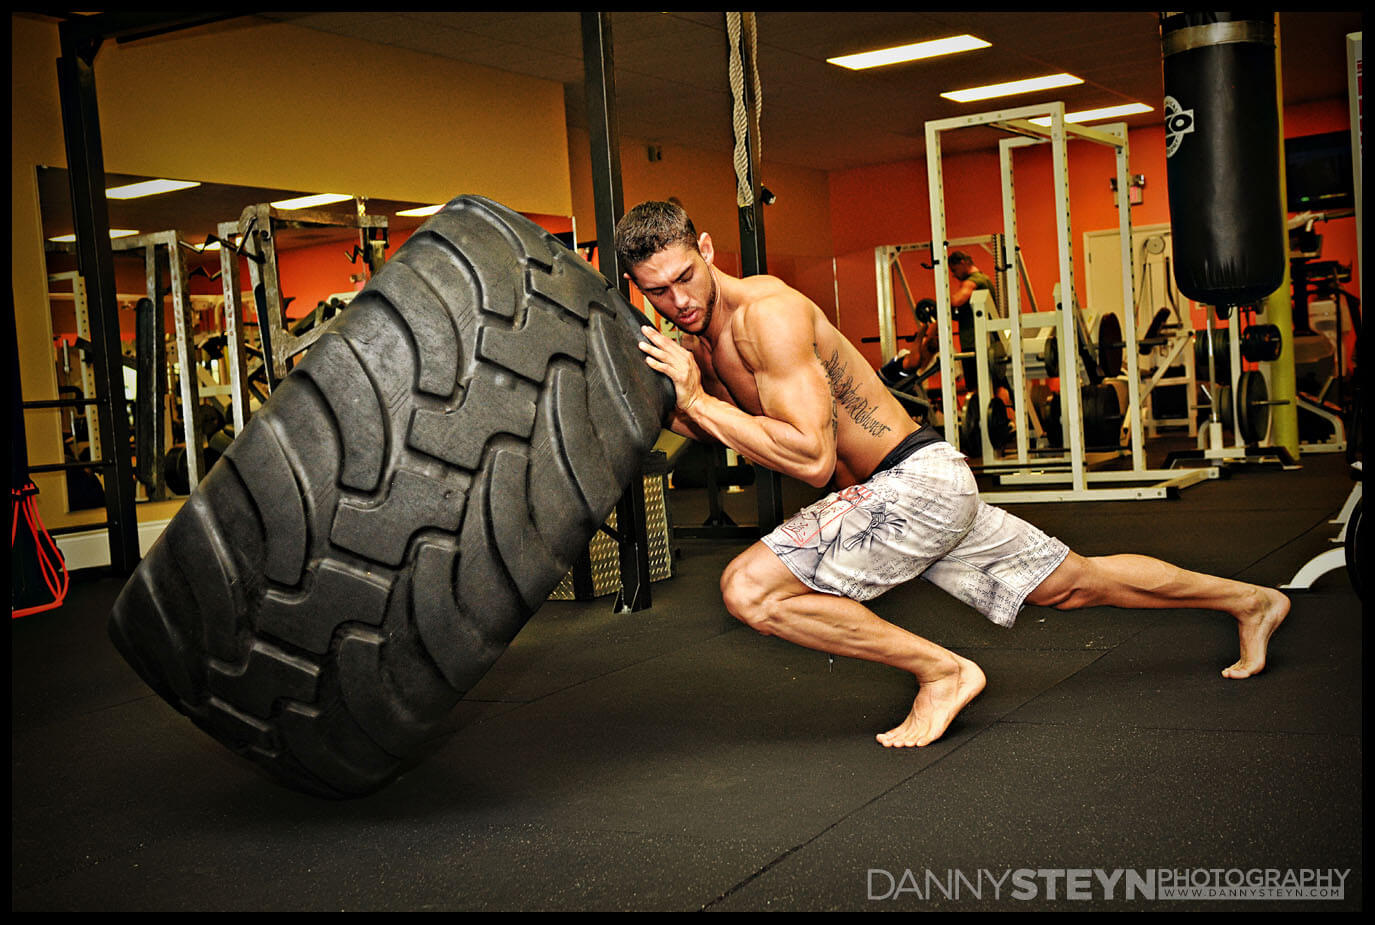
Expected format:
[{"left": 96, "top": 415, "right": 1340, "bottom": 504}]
[{"left": 56, "top": 519, "right": 172, "bottom": 571}]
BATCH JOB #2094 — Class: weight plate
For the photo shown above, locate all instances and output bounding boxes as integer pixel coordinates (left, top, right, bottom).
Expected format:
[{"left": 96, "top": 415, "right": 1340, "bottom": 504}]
[
  {"left": 1097, "top": 313, "right": 1124, "bottom": 377},
  {"left": 1241, "top": 323, "right": 1282, "bottom": 362},
  {"left": 1238, "top": 369, "right": 1270, "bottom": 444}
]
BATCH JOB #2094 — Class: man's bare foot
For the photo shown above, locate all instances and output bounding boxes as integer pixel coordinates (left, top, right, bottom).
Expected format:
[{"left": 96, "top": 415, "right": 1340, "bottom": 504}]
[
  {"left": 876, "top": 654, "right": 986, "bottom": 748},
  {"left": 1222, "top": 586, "right": 1290, "bottom": 679}
]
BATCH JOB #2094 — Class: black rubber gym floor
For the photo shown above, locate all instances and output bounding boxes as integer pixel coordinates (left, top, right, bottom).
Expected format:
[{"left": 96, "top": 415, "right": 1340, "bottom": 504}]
[{"left": 11, "top": 450, "right": 1363, "bottom": 910}]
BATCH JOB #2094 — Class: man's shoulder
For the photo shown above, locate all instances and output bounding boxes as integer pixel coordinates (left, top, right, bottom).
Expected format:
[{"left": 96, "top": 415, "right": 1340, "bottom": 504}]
[
  {"left": 728, "top": 284, "right": 818, "bottom": 368},
  {"left": 733, "top": 276, "right": 814, "bottom": 329}
]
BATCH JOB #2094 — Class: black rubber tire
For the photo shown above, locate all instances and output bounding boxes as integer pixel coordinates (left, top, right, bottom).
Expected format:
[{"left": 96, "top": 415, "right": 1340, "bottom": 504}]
[{"left": 108, "top": 195, "right": 674, "bottom": 797}]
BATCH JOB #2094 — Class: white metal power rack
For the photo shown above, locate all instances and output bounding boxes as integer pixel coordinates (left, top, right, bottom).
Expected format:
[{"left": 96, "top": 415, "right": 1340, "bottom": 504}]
[{"left": 921, "top": 101, "right": 1218, "bottom": 502}]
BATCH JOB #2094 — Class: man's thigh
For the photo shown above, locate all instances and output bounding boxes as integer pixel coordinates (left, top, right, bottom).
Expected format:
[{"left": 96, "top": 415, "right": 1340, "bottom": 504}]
[
  {"left": 919, "top": 500, "right": 1069, "bottom": 627},
  {"left": 721, "top": 540, "right": 820, "bottom": 618}
]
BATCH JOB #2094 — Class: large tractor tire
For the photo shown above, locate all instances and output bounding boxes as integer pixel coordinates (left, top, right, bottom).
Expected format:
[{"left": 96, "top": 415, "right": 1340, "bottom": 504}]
[{"left": 109, "top": 196, "right": 674, "bottom": 797}]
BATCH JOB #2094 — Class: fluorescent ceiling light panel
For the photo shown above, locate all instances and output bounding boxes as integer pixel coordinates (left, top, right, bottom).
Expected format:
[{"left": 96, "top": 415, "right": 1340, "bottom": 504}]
[
  {"left": 105, "top": 178, "right": 201, "bottom": 199},
  {"left": 396, "top": 204, "right": 443, "bottom": 217},
  {"left": 942, "top": 72, "right": 1083, "bottom": 103},
  {"left": 48, "top": 229, "right": 139, "bottom": 242},
  {"left": 270, "top": 193, "right": 353, "bottom": 210},
  {"left": 1027, "top": 103, "right": 1154, "bottom": 126},
  {"left": 828, "top": 34, "right": 990, "bottom": 70}
]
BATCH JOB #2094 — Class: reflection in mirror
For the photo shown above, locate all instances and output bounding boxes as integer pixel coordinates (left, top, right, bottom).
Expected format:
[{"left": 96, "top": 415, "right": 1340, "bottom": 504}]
[{"left": 36, "top": 167, "right": 574, "bottom": 509}]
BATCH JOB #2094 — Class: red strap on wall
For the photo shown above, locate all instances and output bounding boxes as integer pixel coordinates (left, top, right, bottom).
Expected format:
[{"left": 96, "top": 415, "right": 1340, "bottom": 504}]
[{"left": 11, "top": 483, "right": 69, "bottom": 618}]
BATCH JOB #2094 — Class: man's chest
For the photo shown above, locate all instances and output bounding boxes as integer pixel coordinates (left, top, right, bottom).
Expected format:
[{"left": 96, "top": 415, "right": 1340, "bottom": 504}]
[{"left": 696, "top": 338, "right": 764, "bottom": 415}]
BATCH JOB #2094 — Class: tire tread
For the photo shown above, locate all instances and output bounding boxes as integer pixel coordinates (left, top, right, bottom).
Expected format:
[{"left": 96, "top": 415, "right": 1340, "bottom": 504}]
[{"left": 109, "top": 195, "right": 672, "bottom": 796}]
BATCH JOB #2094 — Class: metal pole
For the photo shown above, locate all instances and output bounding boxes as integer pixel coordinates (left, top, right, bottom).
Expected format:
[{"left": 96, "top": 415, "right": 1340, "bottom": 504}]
[
  {"left": 218, "top": 223, "right": 251, "bottom": 433},
  {"left": 875, "top": 246, "right": 897, "bottom": 362},
  {"left": 1112, "top": 124, "right": 1146, "bottom": 470},
  {"left": 167, "top": 237, "right": 205, "bottom": 485},
  {"left": 1261, "top": 13, "right": 1299, "bottom": 457},
  {"left": 582, "top": 12, "right": 626, "bottom": 293},
  {"left": 1049, "top": 105, "right": 1087, "bottom": 491},
  {"left": 999, "top": 140, "right": 1029, "bottom": 464},
  {"left": 581, "top": 11, "right": 653, "bottom": 613},
  {"left": 248, "top": 204, "right": 289, "bottom": 389},
  {"left": 56, "top": 24, "right": 139, "bottom": 574},
  {"left": 141, "top": 243, "right": 169, "bottom": 499},
  {"left": 926, "top": 122, "right": 958, "bottom": 447}
]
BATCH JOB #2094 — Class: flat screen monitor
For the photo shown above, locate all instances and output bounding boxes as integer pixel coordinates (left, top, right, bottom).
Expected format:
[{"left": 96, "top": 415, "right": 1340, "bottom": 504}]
[{"left": 1284, "top": 130, "right": 1354, "bottom": 213}]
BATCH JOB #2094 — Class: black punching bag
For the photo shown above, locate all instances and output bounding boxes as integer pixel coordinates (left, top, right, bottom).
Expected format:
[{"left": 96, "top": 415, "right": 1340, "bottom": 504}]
[{"left": 1161, "top": 13, "right": 1285, "bottom": 310}]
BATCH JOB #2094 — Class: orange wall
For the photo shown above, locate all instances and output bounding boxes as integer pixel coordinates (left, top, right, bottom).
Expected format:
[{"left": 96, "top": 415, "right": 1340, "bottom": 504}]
[
  {"left": 832, "top": 123, "right": 1183, "bottom": 369},
  {"left": 828, "top": 101, "right": 1359, "bottom": 370},
  {"left": 565, "top": 126, "right": 837, "bottom": 325}
]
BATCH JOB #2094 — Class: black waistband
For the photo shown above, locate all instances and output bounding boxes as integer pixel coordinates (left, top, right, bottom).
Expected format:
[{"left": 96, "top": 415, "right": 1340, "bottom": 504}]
[{"left": 870, "top": 426, "right": 946, "bottom": 477}]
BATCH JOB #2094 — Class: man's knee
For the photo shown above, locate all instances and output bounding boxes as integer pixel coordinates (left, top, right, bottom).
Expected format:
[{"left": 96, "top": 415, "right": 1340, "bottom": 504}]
[
  {"left": 1027, "top": 551, "right": 1097, "bottom": 609},
  {"left": 720, "top": 549, "right": 784, "bottom": 635}
]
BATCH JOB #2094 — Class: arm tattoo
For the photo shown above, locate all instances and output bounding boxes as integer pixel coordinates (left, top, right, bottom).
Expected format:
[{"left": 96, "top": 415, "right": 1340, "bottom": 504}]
[
  {"left": 815, "top": 344, "right": 838, "bottom": 437},
  {"left": 820, "top": 349, "right": 892, "bottom": 438}
]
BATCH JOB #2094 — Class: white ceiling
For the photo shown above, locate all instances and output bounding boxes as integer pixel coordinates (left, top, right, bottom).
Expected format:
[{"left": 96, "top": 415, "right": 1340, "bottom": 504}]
[{"left": 260, "top": 11, "right": 1362, "bottom": 171}]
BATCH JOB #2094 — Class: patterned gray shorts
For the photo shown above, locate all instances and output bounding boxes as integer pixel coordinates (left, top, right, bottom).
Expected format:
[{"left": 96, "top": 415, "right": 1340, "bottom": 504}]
[{"left": 760, "top": 441, "right": 1069, "bottom": 627}]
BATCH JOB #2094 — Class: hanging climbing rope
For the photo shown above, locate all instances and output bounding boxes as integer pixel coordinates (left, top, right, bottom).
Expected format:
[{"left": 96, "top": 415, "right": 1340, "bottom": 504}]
[{"left": 726, "top": 12, "right": 761, "bottom": 208}]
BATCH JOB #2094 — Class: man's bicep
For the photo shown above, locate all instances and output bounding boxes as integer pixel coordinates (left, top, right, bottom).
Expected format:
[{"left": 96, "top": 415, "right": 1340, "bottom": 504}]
[{"left": 748, "top": 305, "right": 835, "bottom": 437}]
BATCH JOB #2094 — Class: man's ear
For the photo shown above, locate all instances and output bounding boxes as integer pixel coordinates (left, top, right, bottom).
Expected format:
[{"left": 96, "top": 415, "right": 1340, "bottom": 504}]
[
  {"left": 698, "top": 232, "right": 715, "bottom": 266},
  {"left": 623, "top": 270, "right": 641, "bottom": 292}
]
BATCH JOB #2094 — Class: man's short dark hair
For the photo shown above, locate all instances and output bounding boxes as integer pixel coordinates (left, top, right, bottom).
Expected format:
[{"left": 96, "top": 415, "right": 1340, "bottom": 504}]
[
  {"left": 615, "top": 201, "right": 698, "bottom": 274},
  {"left": 948, "top": 250, "right": 973, "bottom": 266}
]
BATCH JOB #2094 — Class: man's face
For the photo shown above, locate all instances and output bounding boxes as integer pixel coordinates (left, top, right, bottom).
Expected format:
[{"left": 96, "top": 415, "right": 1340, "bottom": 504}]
[
  {"left": 627, "top": 239, "right": 717, "bottom": 335},
  {"left": 950, "top": 258, "right": 973, "bottom": 281}
]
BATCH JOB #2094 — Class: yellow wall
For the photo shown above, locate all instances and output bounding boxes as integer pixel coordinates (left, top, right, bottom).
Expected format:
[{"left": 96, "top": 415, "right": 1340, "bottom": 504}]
[{"left": 11, "top": 14, "right": 574, "bottom": 527}]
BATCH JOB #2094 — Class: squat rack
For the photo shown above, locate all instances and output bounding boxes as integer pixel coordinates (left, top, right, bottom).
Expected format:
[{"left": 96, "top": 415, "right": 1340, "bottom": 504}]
[
  {"left": 923, "top": 101, "right": 1217, "bottom": 502},
  {"left": 213, "top": 201, "right": 387, "bottom": 436},
  {"left": 110, "top": 230, "right": 208, "bottom": 492},
  {"left": 874, "top": 232, "right": 1014, "bottom": 357}
]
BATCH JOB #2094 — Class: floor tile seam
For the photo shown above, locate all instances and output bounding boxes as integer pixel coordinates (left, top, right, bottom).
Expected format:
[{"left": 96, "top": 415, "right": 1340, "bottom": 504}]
[
  {"left": 11, "top": 690, "right": 172, "bottom": 740},
  {"left": 1227, "top": 510, "right": 1353, "bottom": 580},
  {"left": 940, "top": 643, "right": 1156, "bottom": 652},
  {"left": 992, "top": 717, "right": 1364, "bottom": 739},
  {"left": 698, "top": 713, "right": 1010, "bottom": 910}
]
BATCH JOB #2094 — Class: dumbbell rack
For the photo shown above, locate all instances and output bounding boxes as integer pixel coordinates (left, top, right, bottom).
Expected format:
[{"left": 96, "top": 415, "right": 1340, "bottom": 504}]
[{"left": 923, "top": 102, "right": 1218, "bottom": 502}]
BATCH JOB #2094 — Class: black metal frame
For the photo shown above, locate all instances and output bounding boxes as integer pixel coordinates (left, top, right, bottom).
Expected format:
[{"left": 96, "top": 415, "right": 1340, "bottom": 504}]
[
  {"left": 43, "top": 15, "right": 244, "bottom": 573},
  {"left": 54, "top": 23, "right": 137, "bottom": 573},
  {"left": 581, "top": 12, "right": 655, "bottom": 613}
]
